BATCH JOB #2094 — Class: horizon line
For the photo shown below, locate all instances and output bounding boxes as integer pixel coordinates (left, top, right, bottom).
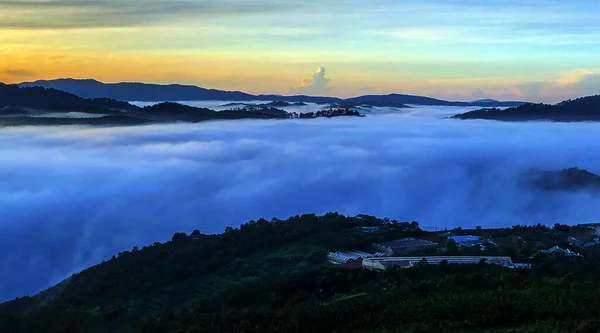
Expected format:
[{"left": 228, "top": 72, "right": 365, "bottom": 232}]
[{"left": 12, "top": 77, "right": 531, "bottom": 104}]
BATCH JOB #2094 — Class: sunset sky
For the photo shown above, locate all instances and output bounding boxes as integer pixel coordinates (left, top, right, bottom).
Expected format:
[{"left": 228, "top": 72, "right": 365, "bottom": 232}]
[{"left": 1, "top": 0, "right": 600, "bottom": 102}]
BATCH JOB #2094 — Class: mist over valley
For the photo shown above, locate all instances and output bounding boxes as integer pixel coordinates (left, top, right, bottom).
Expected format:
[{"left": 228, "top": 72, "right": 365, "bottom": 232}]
[{"left": 1, "top": 102, "right": 600, "bottom": 301}]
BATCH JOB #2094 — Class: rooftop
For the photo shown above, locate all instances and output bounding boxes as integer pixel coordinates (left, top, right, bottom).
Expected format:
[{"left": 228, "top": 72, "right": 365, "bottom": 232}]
[
  {"left": 327, "top": 251, "right": 385, "bottom": 264},
  {"left": 541, "top": 246, "right": 583, "bottom": 257},
  {"left": 374, "top": 237, "right": 437, "bottom": 249},
  {"left": 363, "top": 256, "right": 513, "bottom": 270},
  {"left": 448, "top": 235, "right": 481, "bottom": 243}
]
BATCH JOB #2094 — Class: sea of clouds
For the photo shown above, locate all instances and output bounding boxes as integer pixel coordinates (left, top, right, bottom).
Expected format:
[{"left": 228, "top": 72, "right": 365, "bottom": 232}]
[{"left": 2, "top": 104, "right": 600, "bottom": 301}]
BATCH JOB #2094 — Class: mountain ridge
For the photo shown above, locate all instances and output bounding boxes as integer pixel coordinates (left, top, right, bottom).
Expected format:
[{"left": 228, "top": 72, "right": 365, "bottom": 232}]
[
  {"left": 0, "top": 83, "right": 363, "bottom": 126},
  {"left": 19, "top": 78, "right": 527, "bottom": 107},
  {"left": 3, "top": 213, "right": 600, "bottom": 332},
  {"left": 452, "top": 95, "right": 600, "bottom": 121}
]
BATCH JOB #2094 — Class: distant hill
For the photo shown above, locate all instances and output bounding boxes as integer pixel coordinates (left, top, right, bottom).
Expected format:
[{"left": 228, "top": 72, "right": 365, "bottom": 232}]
[
  {"left": 346, "top": 94, "right": 524, "bottom": 108},
  {"left": 19, "top": 78, "right": 527, "bottom": 107},
  {"left": 0, "top": 84, "right": 362, "bottom": 126},
  {"left": 525, "top": 167, "right": 600, "bottom": 191},
  {"left": 19, "top": 79, "right": 342, "bottom": 104},
  {"left": 4, "top": 213, "right": 600, "bottom": 332},
  {"left": 0, "top": 82, "right": 136, "bottom": 113},
  {"left": 452, "top": 95, "right": 600, "bottom": 121}
]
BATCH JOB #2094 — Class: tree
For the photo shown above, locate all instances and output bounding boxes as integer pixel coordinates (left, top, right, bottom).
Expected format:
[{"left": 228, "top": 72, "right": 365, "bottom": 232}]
[
  {"left": 553, "top": 223, "right": 569, "bottom": 233},
  {"left": 447, "top": 239, "right": 458, "bottom": 254},
  {"left": 171, "top": 232, "right": 188, "bottom": 242},
  {"left": 191, "top": 229, "right": 202, "bottom": 239},
  {"left": 410, "top": 221, "right": 420, "bottom": 230}
]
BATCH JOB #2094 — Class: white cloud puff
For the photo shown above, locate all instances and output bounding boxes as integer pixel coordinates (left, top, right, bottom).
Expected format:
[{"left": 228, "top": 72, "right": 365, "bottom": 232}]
[{"left": 290, "top": 67, "right": 330, "bottom": 96}]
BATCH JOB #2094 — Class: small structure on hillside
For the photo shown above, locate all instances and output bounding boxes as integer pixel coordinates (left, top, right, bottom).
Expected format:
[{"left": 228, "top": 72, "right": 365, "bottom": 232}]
[
  {"left": 541, "top": 246, "right": 583, "bottom": 258},
  {"left": 327, "top": 251, "right": 386, "bottom": 265},
  {"left": 568, "top": 236, "right": 599, "bottom": 248},
  {"left": 363, "top": 256, "right": 513, "bottom": 271},
  {"left": 356, "top": 226, "right": 390, "bottom": 233},
  {"left": 510, "top": 257, "right": 533, "bottom": 269},
  {"left": 448, "top": 235, "right": 485, "bottom": 247},
  {"left": 373, "top": 238, "right": 438, "bottom": 256}
]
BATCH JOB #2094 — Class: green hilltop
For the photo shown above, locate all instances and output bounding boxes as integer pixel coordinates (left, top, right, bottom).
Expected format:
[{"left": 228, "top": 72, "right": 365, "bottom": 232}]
[{"left": 2, "top": 213, "right": 600, "bottom": 332}]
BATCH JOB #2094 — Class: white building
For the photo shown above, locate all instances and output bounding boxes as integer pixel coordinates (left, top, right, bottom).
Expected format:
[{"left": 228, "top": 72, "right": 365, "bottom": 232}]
[
  {"left": 363, "top": 256, "right": 513, "bottom": 271},
  {"left": 327, "top": 251, "right": 385, "bottom": 264}
]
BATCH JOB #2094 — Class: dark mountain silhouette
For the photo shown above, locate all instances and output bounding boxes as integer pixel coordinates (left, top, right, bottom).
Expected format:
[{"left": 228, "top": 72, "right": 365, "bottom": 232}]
[
  {"left": 19, "top": 79, "right": 342, "bottom": 104},
  {"left": 19, "top": 78, "right": 527, "bottom": 107},
  {"left": 453, "top": 95, "right": 600, "bottom": 121},
  {"left": 471, "top": 98, "right": 525, "bottom": 105},
  {"left": 0, "top": 84, "right": 362, "bottom": 126},
  {"left": 524, "top": 167, "right": 600, "bottom": 191},
  {"left": 346, "top": 94, "right": 524, "bottom": 107},
  {"left": 0, "top": 82, "right": 136, "bottom": 113},
  {"left": 471, "top": 99, "right": 500, "bottom": 103},
  {"left": 136, "top": 102, "right": 292, "bottom": 122}
]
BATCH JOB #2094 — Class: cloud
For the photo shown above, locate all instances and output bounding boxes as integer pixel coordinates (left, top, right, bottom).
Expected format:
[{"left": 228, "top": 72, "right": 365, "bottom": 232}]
[
  {"left": 3, "top": 105, "right": 600, "bottom": 302},
  {"left": 0, "top": 0, "right": 312, "bottom": 29},
  {"left": 571, "top": 74, "right": 600, "bottom": 95},
  {"left": 555, "top": 71, "right": 596, "bottom": 86},
  {"left": 555, "top": 71, "right": 600, "bottom": 96},
  {"left": 1, "top": 68, "right": 34, "bottom": 77},
  {"left": 289, "top": 67, "right": 330, "bottom": 96},
  {"left": 471, "top": 89, "right": 487, "bottom": 100}
]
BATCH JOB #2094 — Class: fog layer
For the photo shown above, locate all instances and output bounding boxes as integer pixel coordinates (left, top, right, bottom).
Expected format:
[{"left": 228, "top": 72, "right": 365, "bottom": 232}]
[{"left": 1, "top": 105, "right": 600, "bottom": 301}]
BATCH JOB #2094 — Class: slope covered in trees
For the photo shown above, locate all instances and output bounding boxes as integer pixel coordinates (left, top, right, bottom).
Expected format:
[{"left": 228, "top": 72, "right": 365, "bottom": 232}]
[
  {"left": 0, "top": 84, "right": 363, "bottom": 126},
  {"left": 526, "top": 167, "right": 600, "bottom": 191},
  {"left": 452, "top": 95, "right": 600, "bottom": 121},
  {"left": 2, "top": 213, "right": 600, "bottom": 332},
  {"left": 0, "top": 83, "right": 136, "bottom": 113}
]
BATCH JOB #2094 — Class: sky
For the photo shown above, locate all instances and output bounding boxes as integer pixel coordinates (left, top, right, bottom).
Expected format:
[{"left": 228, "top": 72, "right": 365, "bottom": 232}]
[
  {"left": 1, "top": 0, "right": 600, "bottom": 102},
  {"left": 3, "top": 105, "right": 600, "bottom": 301}
]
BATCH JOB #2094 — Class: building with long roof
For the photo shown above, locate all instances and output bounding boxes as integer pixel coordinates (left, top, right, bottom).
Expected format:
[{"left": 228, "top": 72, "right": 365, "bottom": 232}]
[
  {"left": 373, "top": 237, "right": 438, "bottom": 256},
  {"left": 363, "top": 256, "right": 513, "bottom": 271}
]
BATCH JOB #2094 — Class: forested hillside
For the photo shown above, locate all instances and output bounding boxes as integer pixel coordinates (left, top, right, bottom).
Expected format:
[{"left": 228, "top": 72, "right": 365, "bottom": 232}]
[
  {"left": 0, "top": 84, "right": 362, "bottom": 126},
  {"left": 2, "top": 213, "right": 600, "bottom": 332},
  {"left": 452, "top": 95, "right": 600, "bottom": 121}
]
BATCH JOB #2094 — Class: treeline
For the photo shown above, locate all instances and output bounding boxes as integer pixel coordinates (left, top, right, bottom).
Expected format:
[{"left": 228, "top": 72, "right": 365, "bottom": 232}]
[
  {"left": 8, "top": 261, "right": 600, "bottom": 332},
  {"left": 297, "top": 108, "right": 363, "bottom": 119},
  {"left": 0, "top": 213, "right": 422, "bottom": 332},
  {"left": 4, "top": 214, "right": 600, "bottom": 332},
  {"left": 452, "top": 95, "right": 600, "bottom": 121},
  {"left": 0, "top": 83, "right": 135, "bottom": 113},
  {"left": 0, "top": 83, "right": 363, "bottom": 127},
  {"left": 140, "top": 262, "right": 600, "bottom": 333}
]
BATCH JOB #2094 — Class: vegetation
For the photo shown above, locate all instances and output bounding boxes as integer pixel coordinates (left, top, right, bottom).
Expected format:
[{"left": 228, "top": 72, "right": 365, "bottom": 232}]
[
  {"left": 0, "top": 84, "right": 363, "bottom": 127},
  {"left": 0, "top": 83, "right": 136, "bottom": 113},
  {"left": 452, "top": 95, "right": 600, "bottom": 121},
  {"left": 2, "top": 213, "right": 600, "bottom": 332},
  {"left": 525, "top": 167, "right": 600, "bottom": 191},
  {"left": 298, "top": 107, "right": 363, "bottom": 118}
]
